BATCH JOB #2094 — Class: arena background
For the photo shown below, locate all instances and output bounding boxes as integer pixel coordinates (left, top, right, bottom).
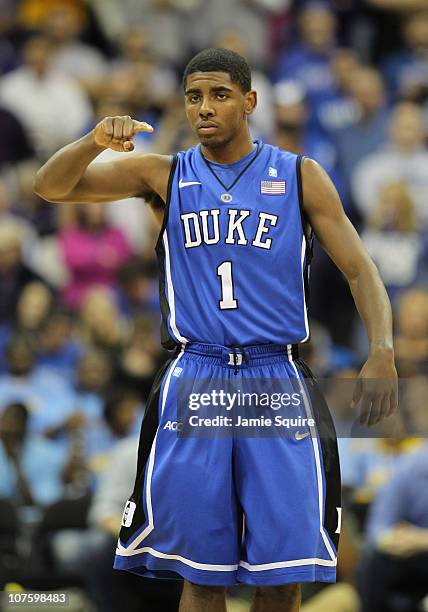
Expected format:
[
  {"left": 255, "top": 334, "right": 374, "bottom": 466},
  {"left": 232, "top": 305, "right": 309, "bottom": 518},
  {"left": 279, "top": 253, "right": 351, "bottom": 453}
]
[{"left": 0, "top": 0, "right": 427, "bottom": 610}]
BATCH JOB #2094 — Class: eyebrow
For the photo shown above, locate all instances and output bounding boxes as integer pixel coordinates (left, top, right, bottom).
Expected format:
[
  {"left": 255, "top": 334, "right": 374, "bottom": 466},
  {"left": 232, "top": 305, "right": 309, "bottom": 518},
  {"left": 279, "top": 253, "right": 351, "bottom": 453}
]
[{"left": 184, "top": 85, "right": 234, "bottom": 95}]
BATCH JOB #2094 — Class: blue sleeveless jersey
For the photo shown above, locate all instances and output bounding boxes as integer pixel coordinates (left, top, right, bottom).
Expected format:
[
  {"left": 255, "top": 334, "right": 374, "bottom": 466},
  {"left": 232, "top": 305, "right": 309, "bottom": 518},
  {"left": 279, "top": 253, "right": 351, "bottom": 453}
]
[{"left": 156, "top": 141, "right": 312, "bottom": 349}]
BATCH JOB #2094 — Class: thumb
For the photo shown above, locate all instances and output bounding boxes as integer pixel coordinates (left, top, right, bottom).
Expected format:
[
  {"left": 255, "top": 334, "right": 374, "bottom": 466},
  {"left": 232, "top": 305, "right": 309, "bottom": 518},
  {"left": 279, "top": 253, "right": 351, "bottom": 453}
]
[
  {"left": 351, "top": 377, "right": 362, "bottom": 408},
  {"left": 132, "top": 120, "right": 154, "bottom": 133},
  {"left": 123, "top": 141, "right": 135, "bottom": 152}
]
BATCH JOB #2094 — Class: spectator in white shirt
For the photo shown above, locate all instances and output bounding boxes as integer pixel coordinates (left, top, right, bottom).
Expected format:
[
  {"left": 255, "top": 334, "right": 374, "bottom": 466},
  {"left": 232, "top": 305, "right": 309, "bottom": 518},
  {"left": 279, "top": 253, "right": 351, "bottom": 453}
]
[
  {"left": 0, "top": 35, "right": 92, "bottom": 160},
  {"left": 42, "top": 3, "right": 107, "bottom": 92},
  {"left": 352, "top": 102, "right": 428, "bottom": 229}
]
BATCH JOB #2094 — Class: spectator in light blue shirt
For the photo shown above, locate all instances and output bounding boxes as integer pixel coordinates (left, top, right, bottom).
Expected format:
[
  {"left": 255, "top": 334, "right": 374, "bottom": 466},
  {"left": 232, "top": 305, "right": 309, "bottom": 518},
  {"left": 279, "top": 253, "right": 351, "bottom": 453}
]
[
  {"left": 358, "top": 444, "right": 428, "bottom": 612},
  {"left": 0, "top": 333, "right": 77, "bottom": 435},
  {"left": 273, "top": 2, "right": 337, "bottom": 105},
  {"left": 0, "top": 402, "right": 66, "bottom": 506}
]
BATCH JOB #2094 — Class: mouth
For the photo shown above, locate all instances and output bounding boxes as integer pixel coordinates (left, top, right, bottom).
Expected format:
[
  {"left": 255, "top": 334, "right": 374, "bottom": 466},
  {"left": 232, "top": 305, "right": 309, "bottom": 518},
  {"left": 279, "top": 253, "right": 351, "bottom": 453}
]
[{"left": 197, "top": 122, "right": 218, "bottom": 135}]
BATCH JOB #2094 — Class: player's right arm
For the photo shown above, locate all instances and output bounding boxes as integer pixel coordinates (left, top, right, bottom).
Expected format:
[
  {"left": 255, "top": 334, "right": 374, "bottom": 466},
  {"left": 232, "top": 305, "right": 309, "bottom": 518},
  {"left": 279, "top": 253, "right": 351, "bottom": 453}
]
[{"left": 34, "top": 116, "right": 172, "bottom": 206}]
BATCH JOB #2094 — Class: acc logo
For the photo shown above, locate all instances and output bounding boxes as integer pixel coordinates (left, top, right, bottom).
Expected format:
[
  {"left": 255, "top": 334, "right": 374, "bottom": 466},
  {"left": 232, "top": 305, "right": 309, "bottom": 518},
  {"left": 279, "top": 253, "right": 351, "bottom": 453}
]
[
  {"left": 173, "top": 367, "right": 183, "bottom": 377},
  {"left": 163, "top": 420, "right": 183, "bottom": 431},
  {"left": 268, "top": 166, "right": 278, "bottom": 177},
  {"left": 121, "top": 500, "right": 136, "bottom": 527}
]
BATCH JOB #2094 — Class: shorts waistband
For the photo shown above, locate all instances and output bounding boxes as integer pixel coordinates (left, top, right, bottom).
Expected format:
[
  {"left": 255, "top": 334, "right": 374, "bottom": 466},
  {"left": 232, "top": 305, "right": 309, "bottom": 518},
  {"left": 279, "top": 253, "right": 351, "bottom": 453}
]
[{"left": 178, "top": 342, "right": 299, "bottom": 370}]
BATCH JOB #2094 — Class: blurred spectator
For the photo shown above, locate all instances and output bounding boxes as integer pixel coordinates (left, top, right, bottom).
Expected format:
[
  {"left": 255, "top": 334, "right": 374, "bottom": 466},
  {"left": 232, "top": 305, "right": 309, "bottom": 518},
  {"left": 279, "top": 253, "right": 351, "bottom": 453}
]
[
  {"left": 352, "top": 102, "right": 428, "bottom": 228},
  {"left": 0, "top": 333, "right": 76, "bottom": 436},
  {"left": 0, "top": 221, "right": 47, "bottom": 326},
  {"left": 340, "top": 436, "right": 421, "bottom": 512},
  {"left": 361, "top": 181, "right": 426, "bottom": 300},
  {"left": 194, "top": 0, "right": 286, "bottom": 70},
  {"left": 359, "top": 443, "right": 428, "bottom": 612},
  {"left": 0, "top": 181, "right": 38, "bottom": 261},
  {"left": 35, "top": 308, "right": 83, "bottom": 384},
  {"left": 273, "top": 3, "right": 338, "bottom": 103},
  {"left": 15, "top": 281, "right": 53, "bottom": 340},
  {"left": 381, "top": 11, "right": 428, "bottom": 99},
  {"left": 333, "top": 65, "right": 389, "bottom": 192},
  {"left": 78, "top": 287, "right": 128, "bottom": 356},
  {"left": 273, "top": 79, "right": 347, "bottom": 203},
  {"left": 110, "top": 25, "right": 177, "bottom": 111},
  {"left": 0, "top": 35, "right": 92, "bottom": 159},
  {"left": 42, "top": 3, "right": 107, "bottom": 92},
  {"left": 97, "top": 0, "right": 195, "bottom": 67},
  {"left": 87, "top": 388, "right": 142, "bottom": 478},
  {"left": 43, "top": 347, "right": 113, "bottom": 488},
  {"left": 313, "top": 48, "right": 360, "bottom": 135},
  {"left": 394, "top": 288, "right": 428, "bottom": 376},
  {"left": 58, "top": 202, "right": 133, "bottom": 310},
  {"left": 115, "top": 314, "right": 165, "bottom": 399},
  {"left": 0, "top": 402, "right": 66, "bottom": 506},
  {"left": 116, "top": 256, "right": 158, "bottom": 319},
  {"left": 46, "top": 348, "right": 115, "bottom": 493},
  {"left": 71, "top": 348, "right": 113, "bottom": 427}
]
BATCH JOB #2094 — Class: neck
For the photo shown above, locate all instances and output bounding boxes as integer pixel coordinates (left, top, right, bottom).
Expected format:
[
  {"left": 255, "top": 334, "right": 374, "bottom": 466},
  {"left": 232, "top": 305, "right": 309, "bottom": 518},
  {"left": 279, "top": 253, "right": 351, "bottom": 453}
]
[{"left": 201, "top": 127, "right": 255, "bottom": 164}]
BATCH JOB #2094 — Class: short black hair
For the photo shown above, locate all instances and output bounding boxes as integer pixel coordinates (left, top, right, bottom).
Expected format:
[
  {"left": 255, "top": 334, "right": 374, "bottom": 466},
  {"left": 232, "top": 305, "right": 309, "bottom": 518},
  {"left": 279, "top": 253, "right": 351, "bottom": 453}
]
[{"left": 183, "top": 48, "right": 251, "bottom": 93}]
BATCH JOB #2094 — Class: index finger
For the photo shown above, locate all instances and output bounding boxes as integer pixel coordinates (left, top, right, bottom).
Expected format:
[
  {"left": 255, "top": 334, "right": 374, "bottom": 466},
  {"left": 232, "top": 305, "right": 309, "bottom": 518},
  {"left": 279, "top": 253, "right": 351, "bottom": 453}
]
[{"left": 132, "top": 120, "right": 154, "bottom": 133}]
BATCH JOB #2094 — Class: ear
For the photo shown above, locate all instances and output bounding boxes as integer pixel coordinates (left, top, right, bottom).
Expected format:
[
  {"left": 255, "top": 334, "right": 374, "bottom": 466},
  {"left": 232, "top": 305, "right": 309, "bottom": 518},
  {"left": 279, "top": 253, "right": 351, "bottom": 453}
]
[{"left": 244, "top": 90, "right": 257, "bottom": 117}]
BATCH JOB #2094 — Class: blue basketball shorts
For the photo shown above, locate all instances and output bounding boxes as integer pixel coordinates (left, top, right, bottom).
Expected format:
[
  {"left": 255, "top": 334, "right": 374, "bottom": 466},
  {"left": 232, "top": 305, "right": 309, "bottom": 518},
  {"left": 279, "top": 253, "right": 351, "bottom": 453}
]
[{"left": 114, "top": 343, "right": 341, "bottom": 586}]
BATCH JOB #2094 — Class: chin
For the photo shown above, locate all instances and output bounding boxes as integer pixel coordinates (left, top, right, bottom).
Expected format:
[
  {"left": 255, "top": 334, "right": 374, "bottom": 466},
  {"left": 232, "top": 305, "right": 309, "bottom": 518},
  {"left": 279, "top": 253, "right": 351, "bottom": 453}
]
[{"left": 198, "top": 133, "right": 232, "bottom": 149}]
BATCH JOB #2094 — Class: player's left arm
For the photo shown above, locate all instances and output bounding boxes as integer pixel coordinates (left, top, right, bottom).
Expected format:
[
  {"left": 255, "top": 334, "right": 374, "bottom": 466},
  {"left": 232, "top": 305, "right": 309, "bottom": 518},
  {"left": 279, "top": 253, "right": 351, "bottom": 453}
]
[{"left": 301, "top": 157, "right": 398, "bottom": 426}]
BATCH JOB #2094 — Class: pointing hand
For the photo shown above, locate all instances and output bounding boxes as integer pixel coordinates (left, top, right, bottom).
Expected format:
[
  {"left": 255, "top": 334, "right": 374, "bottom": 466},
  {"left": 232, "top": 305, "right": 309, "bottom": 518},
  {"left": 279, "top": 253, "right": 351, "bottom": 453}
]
[{"left": 94, "top": 115, "right": 154, "bottom": 153}]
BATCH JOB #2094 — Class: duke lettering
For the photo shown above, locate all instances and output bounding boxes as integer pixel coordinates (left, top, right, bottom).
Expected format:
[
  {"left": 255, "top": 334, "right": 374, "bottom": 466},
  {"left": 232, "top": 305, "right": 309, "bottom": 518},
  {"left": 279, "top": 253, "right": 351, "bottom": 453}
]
[{"left": 181, "top": 209, "right": 278, "bottom": 250}]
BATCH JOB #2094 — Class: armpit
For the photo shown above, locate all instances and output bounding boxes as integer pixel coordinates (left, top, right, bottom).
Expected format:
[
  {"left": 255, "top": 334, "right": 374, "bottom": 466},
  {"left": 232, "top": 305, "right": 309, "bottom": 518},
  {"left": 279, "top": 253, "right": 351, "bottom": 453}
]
[{"left": 138, "top": 190, "right": 165, "bottom": 210}]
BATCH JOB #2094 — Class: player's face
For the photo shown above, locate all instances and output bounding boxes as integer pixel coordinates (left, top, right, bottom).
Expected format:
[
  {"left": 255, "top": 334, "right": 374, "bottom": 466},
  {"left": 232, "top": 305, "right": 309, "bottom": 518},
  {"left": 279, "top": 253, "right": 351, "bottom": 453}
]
[{"left": 184, "top": 71, "right": 256, "bottom": 148}]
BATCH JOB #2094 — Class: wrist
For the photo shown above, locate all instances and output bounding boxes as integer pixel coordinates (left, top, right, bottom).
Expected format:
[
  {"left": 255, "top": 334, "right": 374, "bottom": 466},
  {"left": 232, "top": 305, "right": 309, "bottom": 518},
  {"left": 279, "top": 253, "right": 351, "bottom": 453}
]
[
  {"left": 368, "top": 343, "right": 395, "bottom": 359},
  {"left": 87, "top": 130, "right": 107, "bottom": 152}
]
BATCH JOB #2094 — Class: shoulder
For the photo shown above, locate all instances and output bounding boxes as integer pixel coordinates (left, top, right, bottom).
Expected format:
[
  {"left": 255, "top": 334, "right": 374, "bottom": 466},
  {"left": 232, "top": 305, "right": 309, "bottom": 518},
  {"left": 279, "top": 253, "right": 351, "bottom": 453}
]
[
  {"left": 299, "top": 157, "right": 343, "bottom": 215},
  {"left": 300, "top": 157, "right": 327, "bottom": 183},
  {"left": 262, "top": 143, "right": 299, "bottom": 167},
  {"left": 175, "top": 145, "right": 198, "bottom": 163}
]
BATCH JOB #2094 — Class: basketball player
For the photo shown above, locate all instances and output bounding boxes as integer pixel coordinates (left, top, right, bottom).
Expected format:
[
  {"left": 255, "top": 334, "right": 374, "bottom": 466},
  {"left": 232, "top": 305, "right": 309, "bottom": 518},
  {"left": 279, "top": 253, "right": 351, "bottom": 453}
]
[{"left": 35, "top": 49, "right": 397, "bottom": 612}]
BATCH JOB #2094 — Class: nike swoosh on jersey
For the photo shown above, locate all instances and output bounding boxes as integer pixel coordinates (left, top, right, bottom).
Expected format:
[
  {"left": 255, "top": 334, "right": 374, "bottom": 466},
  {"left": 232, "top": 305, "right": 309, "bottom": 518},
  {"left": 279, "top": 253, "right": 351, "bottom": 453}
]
[
  {"left": 295, "top": 430, "right": 311, "bottom": 441},
  {"left": 179, "top": 179, "right": 202, "bottom": 188}
]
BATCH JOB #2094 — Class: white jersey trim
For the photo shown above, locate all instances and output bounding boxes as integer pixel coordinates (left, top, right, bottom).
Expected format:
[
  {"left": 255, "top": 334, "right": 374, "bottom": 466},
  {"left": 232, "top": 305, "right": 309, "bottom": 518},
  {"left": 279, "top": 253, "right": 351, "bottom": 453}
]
[
  {"left": 300, "top": 235, "right": 310, "bottom": 342},
  {"left": 163, "top": 230, "right": 188, "bottom": 345}
]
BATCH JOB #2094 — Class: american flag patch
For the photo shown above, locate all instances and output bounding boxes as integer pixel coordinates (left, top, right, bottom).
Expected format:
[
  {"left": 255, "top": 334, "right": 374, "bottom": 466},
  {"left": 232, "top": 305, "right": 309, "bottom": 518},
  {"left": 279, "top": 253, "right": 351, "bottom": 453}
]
[{"left": 260, "top": 180, "right": 286, "bottom": 195}]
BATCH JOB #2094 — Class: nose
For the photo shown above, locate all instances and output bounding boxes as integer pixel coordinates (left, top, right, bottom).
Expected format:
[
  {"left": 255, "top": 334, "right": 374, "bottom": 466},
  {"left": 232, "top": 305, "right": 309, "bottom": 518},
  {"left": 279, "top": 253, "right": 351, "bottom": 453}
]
[{"left": 199, "top": 96, "right": 214, "bottom": 117}]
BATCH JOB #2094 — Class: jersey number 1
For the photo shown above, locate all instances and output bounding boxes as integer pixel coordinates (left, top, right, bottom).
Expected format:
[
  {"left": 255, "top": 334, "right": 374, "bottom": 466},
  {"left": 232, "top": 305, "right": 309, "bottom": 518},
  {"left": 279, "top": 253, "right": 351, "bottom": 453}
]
[{"left": 217, "top": 261, "right": 238, "bottom": 310}]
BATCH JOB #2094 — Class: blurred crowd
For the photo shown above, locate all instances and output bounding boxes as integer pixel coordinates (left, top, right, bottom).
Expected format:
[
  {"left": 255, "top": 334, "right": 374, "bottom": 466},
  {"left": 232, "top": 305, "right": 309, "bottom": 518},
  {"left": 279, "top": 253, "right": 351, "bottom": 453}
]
[{"left": 0, "top": 0, "right": 428, "bottom": 610}]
